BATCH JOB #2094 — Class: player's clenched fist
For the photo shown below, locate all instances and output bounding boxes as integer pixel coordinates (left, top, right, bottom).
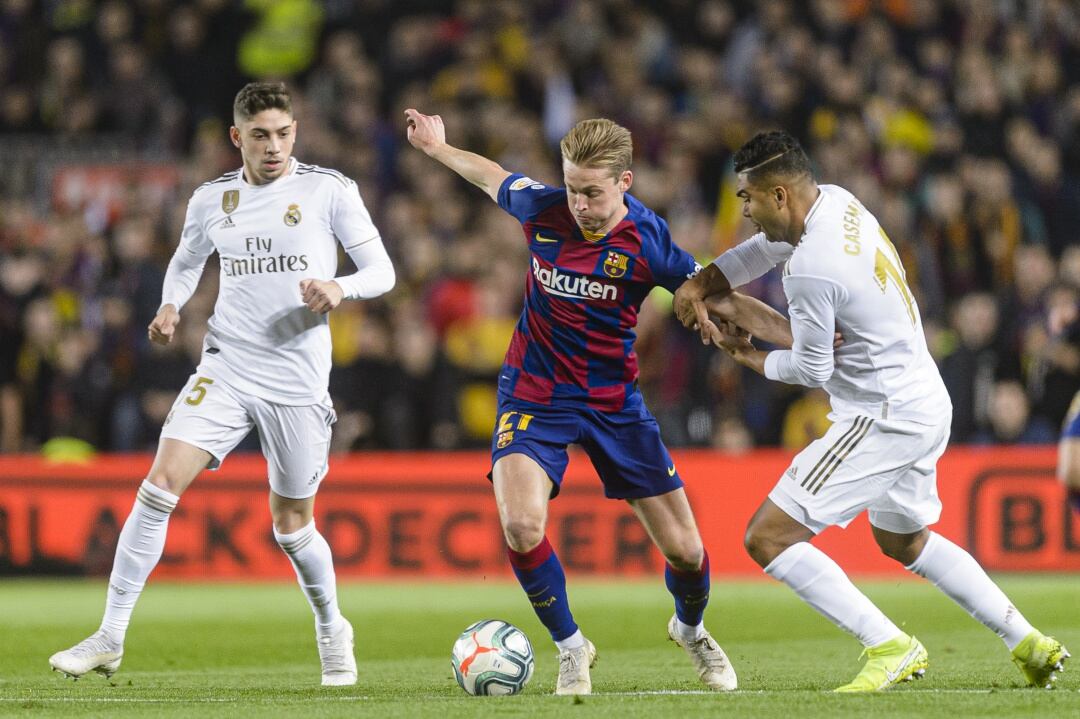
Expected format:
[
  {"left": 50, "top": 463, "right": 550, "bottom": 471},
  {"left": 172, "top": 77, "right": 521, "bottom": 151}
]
[
  {"left": 404, "top": 109, "right": 445, "bottom": 155},
  {"left": 148, "top": 304, "right": 179, "bottom": 345},
  {"left": 300, "top": 278, "right": 343, "bottom": 314}
]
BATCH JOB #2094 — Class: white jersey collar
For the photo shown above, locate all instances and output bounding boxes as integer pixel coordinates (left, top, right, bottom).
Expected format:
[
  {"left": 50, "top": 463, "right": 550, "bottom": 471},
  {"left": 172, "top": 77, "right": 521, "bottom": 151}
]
[{"left": 801, "top": 186, "right": 826, "bottom": 238}]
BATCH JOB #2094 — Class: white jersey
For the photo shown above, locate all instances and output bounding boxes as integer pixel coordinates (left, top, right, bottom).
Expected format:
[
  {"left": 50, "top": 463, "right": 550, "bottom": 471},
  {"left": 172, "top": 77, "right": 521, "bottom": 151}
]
[
  {"left": 715, "top": 184, "right": 950, "bottom": 423},
  {"left": 161, "top": 157, "right": 394, "bottom": 405}
]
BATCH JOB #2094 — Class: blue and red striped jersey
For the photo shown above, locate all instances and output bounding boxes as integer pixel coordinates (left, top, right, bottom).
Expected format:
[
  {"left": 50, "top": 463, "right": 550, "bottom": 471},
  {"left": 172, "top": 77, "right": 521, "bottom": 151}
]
[{"left": 495, "top": 173, "right": 700, "bottom": 412}]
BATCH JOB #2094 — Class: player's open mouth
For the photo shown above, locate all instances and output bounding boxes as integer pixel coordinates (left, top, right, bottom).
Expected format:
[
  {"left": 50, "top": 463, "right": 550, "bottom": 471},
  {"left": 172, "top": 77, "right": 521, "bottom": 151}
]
[{"left": 265, "top": 160, "right": 282, "bottom": 169}]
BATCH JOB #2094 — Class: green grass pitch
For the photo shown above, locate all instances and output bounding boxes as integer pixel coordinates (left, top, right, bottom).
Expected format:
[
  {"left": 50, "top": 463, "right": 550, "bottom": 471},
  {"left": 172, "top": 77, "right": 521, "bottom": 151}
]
[{"left": 2, "top": 576, "right": 1077, "bottom": 717}]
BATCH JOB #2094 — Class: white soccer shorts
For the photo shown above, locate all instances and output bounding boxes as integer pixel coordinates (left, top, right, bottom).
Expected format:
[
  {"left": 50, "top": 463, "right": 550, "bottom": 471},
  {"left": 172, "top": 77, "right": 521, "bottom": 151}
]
[
  {"left": 768, "top": 414, "right": 950, "bottom": 535},
  {"left": 159, "top": 369, "right": 336, "bottom": 499}
]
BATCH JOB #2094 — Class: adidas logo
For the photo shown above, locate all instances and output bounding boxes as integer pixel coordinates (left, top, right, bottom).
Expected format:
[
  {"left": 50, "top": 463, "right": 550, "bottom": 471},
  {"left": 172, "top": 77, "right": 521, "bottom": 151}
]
[
  {"left": 785, "top": 466, "right": 798, "bottom": 481},
  {"left": 219, "top": 216, "right": 236, "bottom": 229}
]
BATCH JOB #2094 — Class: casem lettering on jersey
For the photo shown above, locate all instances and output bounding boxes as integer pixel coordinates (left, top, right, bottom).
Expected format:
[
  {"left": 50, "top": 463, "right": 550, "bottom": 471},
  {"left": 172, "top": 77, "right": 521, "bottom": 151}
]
[{"left": 531, "top": 257, "right": 618, "bottom": 301}]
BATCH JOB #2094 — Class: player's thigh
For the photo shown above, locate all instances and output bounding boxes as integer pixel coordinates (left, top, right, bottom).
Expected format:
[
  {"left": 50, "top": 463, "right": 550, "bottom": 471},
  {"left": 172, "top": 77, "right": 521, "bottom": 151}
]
[
  {"left": 627, "top": 488, "right": 703, "bottom": 568},
  {"left": 770, "top": 416, "right": 916, "bottom": 534},
  {"left": 868, "top": 419, "right": 949, "bottom": 534},
  {"left": 490, "top": 400, "right": 576, "bottom": 500},
  {"left": 580, "top": 406, "right": 681, "bottom": 500},
  {"left": 253, "top": 398, "right": 336, "bottom": 500},
  {"left": 158, "top": 371, "right": 254, "bottom": 481},
  {"left": 1060, "top": 437, "right": 1080, "bottom": 488},
  {"left": 492, "top": 453, "right": 554, "bottom": 540},
  {"left": 1059, "top": 396, "right": 1080, "bottom": 487},
  {"left": 144, "top": 439, "right": 215, "bottom": 496}
]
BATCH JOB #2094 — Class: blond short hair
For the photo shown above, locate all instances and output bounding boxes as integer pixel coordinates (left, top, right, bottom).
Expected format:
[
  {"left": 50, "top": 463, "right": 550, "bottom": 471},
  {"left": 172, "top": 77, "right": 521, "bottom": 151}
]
[{"left": 559, "top": 118, "right": 633, "bottom": 177}]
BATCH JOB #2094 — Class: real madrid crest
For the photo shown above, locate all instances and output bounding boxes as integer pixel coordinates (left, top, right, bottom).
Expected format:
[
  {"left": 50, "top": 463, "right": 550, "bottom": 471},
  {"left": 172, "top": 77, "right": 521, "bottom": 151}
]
[
  {"left": 284, "top": 203, "right": 302, "bottom": 226},
  {"left": 221, "top": 190, "right": 239, "bottom": 214},
  {"left": 603, "top": 251, "right": 629, "bottom": 278}
]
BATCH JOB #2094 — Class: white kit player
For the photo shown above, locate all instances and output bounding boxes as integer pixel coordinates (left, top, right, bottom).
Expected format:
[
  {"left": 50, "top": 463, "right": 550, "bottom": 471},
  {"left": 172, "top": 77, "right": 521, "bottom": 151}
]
[
  {"left": 49, "top": 82, "right": 395, "bottom": 686},
  {"left": 673, "top": 131, "right": 1068, "bottom": 691}
]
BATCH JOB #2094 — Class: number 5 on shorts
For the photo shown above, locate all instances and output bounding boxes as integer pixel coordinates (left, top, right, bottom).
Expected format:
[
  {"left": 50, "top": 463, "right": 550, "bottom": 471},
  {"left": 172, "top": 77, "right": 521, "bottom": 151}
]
[{"left": 184, "top": 377, "right": 214, "bottom": 406}]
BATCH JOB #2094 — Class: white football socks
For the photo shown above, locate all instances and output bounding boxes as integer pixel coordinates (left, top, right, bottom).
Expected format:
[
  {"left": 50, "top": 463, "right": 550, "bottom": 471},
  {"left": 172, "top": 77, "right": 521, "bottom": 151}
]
[
  {"left": 765, "top": 542, "right": 901, "bottom": 648},
  {"left": 905, "top": 531, "right": 1033, "bottom": 650},
  {"left": 100, "top": 479, "right": 179, "bottom": 643},
  {"left": 274, "top": 520, "right": 343, "bottom": 635},
  {"left": 676, "top": 618, "right": 707, "bottom": 641},
  {"left": 555, "top": 629, "right": 586, "bottom": 652}
]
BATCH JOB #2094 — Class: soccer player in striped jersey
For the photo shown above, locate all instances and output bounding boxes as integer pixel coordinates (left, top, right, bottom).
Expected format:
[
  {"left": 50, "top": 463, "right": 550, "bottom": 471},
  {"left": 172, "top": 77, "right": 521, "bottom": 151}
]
[
  {"left": 49, "top": 82, "right": 395, "bottom": 685},
  {"left": 406, "top": 109, "right": 791, "bottom": 694},
  {"left": 676, "top": 130, "right": 1069, "bottom": 691}
]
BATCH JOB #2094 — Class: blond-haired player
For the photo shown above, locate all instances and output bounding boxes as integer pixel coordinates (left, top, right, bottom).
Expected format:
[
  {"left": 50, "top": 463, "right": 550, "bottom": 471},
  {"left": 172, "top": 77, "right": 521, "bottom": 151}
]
[{"left": 406, "top": 110, "right": 790, "bottom": 694}]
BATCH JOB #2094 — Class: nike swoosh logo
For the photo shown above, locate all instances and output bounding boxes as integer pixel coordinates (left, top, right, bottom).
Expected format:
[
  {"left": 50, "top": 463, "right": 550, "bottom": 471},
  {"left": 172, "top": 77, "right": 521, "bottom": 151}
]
[
  {"left": 667, "top": 465, "right": 677, "bottom": 477},
  {"left": 535, "top": 233, "right": 559, "bottom": 243},
  {"left": 884, "top": 646, "right": 923, "bottom": 684}
]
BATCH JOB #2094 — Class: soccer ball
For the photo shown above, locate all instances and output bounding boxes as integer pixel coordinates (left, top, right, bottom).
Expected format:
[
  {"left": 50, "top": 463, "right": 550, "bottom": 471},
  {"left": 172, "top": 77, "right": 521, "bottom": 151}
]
[{"left": 450, "top": 619, "right": 535, "bottom": 696}]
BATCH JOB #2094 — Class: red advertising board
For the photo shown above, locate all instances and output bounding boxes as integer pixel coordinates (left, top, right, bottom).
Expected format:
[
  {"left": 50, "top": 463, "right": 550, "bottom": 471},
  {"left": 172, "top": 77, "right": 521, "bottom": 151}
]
[{"left": 0, "top": 447, "right": 1074, "bottom": 579}]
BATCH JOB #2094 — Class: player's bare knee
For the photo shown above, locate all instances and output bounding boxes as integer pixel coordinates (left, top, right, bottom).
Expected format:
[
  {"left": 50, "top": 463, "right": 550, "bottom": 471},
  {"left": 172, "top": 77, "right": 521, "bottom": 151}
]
[
  {"left": 144, "top": 470, "right": 185, "bottom": 497},
  {"left": 744, "top": 525, "right": 780, "bottom": 568},
  {"left": 502, "top": 517, "right": 545, "bottom": 553},
  {"left": 666, "top": 544, "right": 704, "bottom": 573}
]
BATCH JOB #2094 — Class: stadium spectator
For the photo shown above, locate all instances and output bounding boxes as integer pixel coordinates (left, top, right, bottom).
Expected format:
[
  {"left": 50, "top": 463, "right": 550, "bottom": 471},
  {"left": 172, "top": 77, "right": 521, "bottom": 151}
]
[{"left": 2, "top": 0, "right": 1080, "bottom": 451}]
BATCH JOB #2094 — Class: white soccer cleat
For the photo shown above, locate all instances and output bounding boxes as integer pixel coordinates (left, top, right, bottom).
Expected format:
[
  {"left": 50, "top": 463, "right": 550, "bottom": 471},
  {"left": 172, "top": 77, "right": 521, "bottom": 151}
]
[
  {"left": 667, "top": 615, "right": 737, "bottom": 691},
  {"left": 318, "top": 618, "right": 357, "bottom": 686},
  {"left": 555, "top": 638, "right": 597, "bottom": 695},
  {"left": 49, "top": 630, "right": 123, "bottom": 679}
]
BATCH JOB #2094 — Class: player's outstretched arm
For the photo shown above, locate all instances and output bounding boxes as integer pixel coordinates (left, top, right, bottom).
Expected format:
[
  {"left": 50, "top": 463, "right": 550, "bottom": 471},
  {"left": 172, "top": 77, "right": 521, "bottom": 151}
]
[
  {"left": 706, "top": 293, "right": 793, "bottom": 348},
  {"left": 673, "top": 264, "right": 731, "bottom": 345},
  {"left": 404, "top": 108, "right": 511, "bottom": 202}
]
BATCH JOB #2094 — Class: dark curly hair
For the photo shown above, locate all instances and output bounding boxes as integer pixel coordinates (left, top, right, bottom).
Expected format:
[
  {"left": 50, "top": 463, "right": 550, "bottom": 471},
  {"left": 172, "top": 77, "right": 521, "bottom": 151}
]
[
  {"left": 233, "top": 82, "right": 292, "bottom": 124},
  {"left": 733, "top": 130, "right": 813, "bottom": 184}
]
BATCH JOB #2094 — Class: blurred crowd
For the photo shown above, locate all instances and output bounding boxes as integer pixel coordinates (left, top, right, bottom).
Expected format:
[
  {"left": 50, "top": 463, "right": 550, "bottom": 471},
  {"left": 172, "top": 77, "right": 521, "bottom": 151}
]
[{"left": 1, "top": 0, "right": 1079, "bottom": 456}]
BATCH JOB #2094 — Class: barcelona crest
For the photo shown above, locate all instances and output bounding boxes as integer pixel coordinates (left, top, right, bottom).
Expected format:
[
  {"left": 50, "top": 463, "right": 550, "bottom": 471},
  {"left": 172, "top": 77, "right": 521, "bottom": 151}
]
[
  {"left": 603, "top": 251, "right": 629, "bottom": 278},
  {"left": 284, "top": 203, "right": 302, "bottom": 226},
  {"left": 496, "top": 431, "right": 514, "bottom": 449},
  {"left": 221, "top": 190, "right": 239, "bottom": 214}
]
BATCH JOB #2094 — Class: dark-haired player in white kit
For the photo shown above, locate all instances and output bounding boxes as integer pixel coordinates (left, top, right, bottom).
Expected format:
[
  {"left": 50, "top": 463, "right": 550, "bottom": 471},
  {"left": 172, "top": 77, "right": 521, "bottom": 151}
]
[
  {"left": 676, "top": 130, "right": 1069, "bottom": 692},
  {"left": 50, "top": 82, "right": 395, "bottom": 686}
]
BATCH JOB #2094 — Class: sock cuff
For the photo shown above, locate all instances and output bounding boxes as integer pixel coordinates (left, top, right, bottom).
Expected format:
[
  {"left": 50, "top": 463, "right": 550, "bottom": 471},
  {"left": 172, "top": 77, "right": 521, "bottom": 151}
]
[
  {"left": 905, "top": 530, "right": 943, "bottom": 574},
  {"left": 137, "top": 479, "right": 179, "bottom": 514},
  {"left": 274, "top": 520, "right": 318, "bottom": 554},
  {"left": 667, "top": 548, "right": 710, "bottom": 580},
  {"left": 763, "top": 541, "right": 813, "bottom": 581},
  {"left": 507, "top": 536, "right": 553, "bottom": 571}
]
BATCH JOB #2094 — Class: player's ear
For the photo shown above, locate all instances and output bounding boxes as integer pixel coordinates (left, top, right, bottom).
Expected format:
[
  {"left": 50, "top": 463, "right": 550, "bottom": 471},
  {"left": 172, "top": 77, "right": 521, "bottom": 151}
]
[
  {"left": 618, "top": 170, "right": 632, "bottom": 192},
  {"left": 773, "top": 185, "right": 786, "bottom": 208},
  {"left": 229, "top": 126, "right": 241, "bottom": 149}
]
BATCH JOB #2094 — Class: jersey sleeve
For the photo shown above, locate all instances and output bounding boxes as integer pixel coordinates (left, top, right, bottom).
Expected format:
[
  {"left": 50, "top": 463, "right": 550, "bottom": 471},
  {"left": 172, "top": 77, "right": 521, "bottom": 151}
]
[
  {"left": 496, "top": 173, "right": 564, "bottom": 224},
  {"left": 764, "top": 274, "right": 848, "bottom": 387},
  {"left": 330, "top": 178, "right": 381, "bottom": 251},
  {"left": 643, "top": 217, "right": 701, "bottom": 293},
  {"left": 160, "top": 195, "right": 215, "bottom": 312},
  {"left": 712, "top": 233, "right": 793, "bottom": 288}
]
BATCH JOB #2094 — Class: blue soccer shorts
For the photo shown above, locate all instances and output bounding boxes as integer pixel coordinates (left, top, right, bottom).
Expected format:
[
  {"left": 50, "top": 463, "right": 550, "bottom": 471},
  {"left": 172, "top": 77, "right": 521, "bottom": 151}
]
[{"left": 489, "top": 394, "right": 683, "bottom": 500}]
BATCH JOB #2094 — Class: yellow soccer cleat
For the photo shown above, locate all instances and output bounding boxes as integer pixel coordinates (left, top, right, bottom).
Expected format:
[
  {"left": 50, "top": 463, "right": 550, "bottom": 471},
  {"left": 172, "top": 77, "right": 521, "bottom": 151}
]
[
  {"left": 835, "top": 633, "right": 928, "bottom": 692},
  {"left": 1011, "top": 631, "right": 1070, "bottom": 689}
]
